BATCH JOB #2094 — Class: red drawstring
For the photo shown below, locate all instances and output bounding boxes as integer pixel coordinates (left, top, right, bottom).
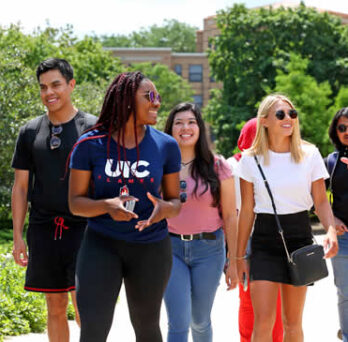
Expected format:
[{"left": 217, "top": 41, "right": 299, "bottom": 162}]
[{"left": 54, "top": 216, "right": 69, "bottom": 240}]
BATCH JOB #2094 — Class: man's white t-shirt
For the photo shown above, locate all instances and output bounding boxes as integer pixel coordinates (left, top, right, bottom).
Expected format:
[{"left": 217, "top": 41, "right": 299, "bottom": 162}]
[{"left": 233, "top": 144, "right": 329, "bottom": 215}]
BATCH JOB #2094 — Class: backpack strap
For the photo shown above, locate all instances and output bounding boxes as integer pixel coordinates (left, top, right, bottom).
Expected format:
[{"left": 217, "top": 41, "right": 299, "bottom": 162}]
[
  {"left": 75, "top": 111, "right": 97, "bottom": 135},
  {"left": 327, "top": 151, "right": 339, "bottom": 176},
  {"left": 26, "top": 115, "right": 45, "bottom": 201},
  {"left": 327, "top": 151, "right": 339, "bottom": 205}
]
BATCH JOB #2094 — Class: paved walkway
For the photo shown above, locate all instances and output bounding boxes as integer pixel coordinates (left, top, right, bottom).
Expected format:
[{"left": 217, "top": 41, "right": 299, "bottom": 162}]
[{"left": 5, "top": 234, "right": 340, "bottom": 341}]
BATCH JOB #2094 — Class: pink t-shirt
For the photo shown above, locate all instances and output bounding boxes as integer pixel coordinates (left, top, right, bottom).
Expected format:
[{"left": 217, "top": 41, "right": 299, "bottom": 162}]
[{"left": 168, "top": 157, "right": 232, "bottom": 234}]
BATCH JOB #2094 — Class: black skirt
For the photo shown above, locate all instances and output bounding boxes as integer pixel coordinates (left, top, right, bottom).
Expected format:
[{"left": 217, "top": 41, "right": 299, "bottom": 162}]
[{"left": 249, "top": 210, "right": 313, "bottom": 284}]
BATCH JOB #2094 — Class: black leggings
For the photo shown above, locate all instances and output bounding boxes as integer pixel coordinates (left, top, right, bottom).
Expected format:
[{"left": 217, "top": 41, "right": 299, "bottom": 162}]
[{"left": 76, "top": 228, "right": 172, "bottom": 342}]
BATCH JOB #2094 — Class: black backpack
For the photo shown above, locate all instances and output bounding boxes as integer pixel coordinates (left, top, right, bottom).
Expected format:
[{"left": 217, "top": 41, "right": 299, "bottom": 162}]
[{"left": 26, "top": 112, "right": 96, "bottom": 201}]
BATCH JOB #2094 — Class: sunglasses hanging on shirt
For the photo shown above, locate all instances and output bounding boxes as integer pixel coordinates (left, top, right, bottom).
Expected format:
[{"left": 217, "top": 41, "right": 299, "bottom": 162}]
[
  {"left": 179, "top": 180, "right": 187, "bottom": 203},
  {"left": 50, "top": 125, "right": 63, "bottom": 150}
]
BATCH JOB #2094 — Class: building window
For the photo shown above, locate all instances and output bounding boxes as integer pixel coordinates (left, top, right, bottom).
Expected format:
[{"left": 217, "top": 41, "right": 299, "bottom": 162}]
[
  {"left": 189, "top": 65, "right": 203, "bottom": 82},
  {"left": 193, "top": 95, "right": 203, "bottom": 108},
  {"left": 210, "top": 75, "right": 215, "bottom": 83},
  {"left": 174, "top": 64, "right": 182, "bottom": 76}
]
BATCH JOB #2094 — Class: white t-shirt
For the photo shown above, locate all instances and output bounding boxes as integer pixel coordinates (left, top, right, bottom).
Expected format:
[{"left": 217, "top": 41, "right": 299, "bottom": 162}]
[
  {"left": 226, "top": 156, "right": 241, "bottom": 211},
  {"left": 233, "top": 144, "right": 329, "bottom": 214}
]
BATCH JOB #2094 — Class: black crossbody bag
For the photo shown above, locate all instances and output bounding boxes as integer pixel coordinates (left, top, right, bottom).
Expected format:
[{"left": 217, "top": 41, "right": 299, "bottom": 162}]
[{"left": 254, "top": 155, "right": 328, "bottom": 286}]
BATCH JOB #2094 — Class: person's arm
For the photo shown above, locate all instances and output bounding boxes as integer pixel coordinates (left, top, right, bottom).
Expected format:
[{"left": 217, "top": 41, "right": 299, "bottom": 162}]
[
  {"left": 69, "top": 169, "right": 139, "bottom": 221},
  {"left": 220, "top": 177, "right": 239, "bottom": 290},
  {"left": 12, "top": 169, "right": 29, "bottom": 267},
  {"left": 135, "top": 172, "right": 181, "bottom": 231},
  {"left": 334, "top": 216, "right": 348, "bottom": 236},
  {"left": 236, "top": 179, "right": 255, "bottom": 283},
  {"left": 311, "top": 178, "right": 338, "bottom": 258}
]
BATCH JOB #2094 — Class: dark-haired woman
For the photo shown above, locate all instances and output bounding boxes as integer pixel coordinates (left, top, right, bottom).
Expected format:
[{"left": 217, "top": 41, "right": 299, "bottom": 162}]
[
  {"left": 163, "top": 102, "right": 238, "bottom": 342},
  {"left": 68, "top": 72, "right": 181, "bottom": 342},
  {"left": 325, "top": 108, "right": 348, "bottom": 341}
]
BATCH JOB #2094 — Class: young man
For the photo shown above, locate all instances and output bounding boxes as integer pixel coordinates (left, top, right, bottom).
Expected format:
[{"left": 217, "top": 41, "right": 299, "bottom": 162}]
[{"left": 11, "top": 58, "right": 97, "bottom": 342}]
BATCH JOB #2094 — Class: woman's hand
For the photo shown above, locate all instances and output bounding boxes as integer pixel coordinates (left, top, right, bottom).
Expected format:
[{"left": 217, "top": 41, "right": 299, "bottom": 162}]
[
  {"left": 105, "top": 195, "right": 139, "bottom": 221},
  {"left": 334, "top": 216, "right": 348, "bottom": 236},
  {"left": 135, "top": 192, "right": 167, "bottom": 231},
  {"left": 225, "top": 261, "right": 239, "bottom": 291},
  {"left": 323, "top": 227, "right": 338, "bottom": 258}
]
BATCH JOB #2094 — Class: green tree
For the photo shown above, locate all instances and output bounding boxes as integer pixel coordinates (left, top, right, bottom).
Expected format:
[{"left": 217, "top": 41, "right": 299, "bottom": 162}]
[
  {"left": 331, "top": 86, "right": 348, "bottom": 114},
  {"left": 0, "top": 49, "right": 41, "bottom": 219},
  {"left": 0, "top": 25, "right": 124, "bottom": 219},
  {"left": 272, "top": 53, "right": 332, "bottom": 155},
  {"left": 129, "top": 62, "right": 194, "bottom": 129},
  {"left": 100, "top": 19, "right": 198, "bottom": 52},
  {"left": 204, "top": 89, "right": 250, "bottom": 157},
  {"left": 0, "top": 25, "right": 195, "bottom": 219},
  {"left": 207, "top": 3, "right": 348, "bottom": 155}
]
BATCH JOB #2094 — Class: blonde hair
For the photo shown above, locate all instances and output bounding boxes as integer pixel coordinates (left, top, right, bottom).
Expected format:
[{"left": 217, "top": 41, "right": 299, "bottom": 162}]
[{"left": 246, "top": 93, "right": 303, "bottom": 164}]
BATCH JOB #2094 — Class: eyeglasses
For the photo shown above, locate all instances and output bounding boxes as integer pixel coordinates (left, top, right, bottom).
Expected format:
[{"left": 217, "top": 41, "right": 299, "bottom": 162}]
[
  {"left": 180, "top": 180, "right": 187, "bottom": 203},
  {"left": 50, "top": 125, "right": 63, "bottom": 150},
  {"left": 337, "top": 124, "right": 348, "bottom": 133},
  {"left": 275, "top": 109, "right": 298, "bottom": 120},
  {"left": 141, "top": 91, "right": 161, "bottom": 104}
]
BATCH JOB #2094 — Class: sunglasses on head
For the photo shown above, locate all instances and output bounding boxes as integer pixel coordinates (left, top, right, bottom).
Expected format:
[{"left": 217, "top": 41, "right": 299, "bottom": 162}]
[
  {"left": 180, "top": 180, "right": 187, "bottom": 203},
  {"left": 275, "top": 109, "right": 298, "bottom": 120},
  {"left": 142, "top": 91, "right": 161, "bottom": 104},
  {"left": 50, "top": 125, "right": 63, "bottom": 150},
  {"left": 337, "top": 124, "right": 348, "bottom": 133}
]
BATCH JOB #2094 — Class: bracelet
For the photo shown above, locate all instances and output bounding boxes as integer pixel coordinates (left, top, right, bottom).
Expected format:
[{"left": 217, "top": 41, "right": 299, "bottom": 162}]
[{"left": 234, "top": 255, "right": 248, "bottom": 260}]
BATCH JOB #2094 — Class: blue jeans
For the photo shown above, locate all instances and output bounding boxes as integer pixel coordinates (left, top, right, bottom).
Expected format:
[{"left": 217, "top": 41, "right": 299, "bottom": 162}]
[
  {"left": 164, "top": 228, "right": 225, "bottom": 342},
  {"left": 332, "top": 232, "right": 348, "bottom": 342}
]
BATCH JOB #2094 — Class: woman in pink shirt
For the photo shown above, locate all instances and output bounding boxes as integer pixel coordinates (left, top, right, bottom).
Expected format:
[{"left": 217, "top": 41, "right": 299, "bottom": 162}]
[{"left": 163, "top": 102, "right": 238, "bottom": 342}]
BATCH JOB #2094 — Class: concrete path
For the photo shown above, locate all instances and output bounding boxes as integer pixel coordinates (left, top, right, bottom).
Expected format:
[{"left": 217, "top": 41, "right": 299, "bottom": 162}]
[{"left": 5, "top": 234, "right": 340, "bottom": 341}]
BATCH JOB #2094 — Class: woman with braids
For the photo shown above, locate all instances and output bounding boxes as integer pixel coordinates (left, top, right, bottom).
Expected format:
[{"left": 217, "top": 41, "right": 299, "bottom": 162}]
[
  {"left": 68, "top": 71, "right": 181, "bottom": 342},
  {"left": 163, "top": 102, "right": 238, "bottom": 342}
]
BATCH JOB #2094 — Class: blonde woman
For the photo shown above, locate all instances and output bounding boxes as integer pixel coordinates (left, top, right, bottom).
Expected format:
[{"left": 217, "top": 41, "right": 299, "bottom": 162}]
[{"left": 234, "top": 94, "right": 338, "bottom": 342}]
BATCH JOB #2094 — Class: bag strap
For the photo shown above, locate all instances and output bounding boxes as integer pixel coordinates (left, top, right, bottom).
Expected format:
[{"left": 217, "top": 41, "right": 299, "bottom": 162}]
[
  {"left": 253, "top": 155, "right": 293, "bottom": 263},
  {"left": 327, "top": 151, "right": 339, "bottom": 205},
  {"left": 327, "top": 151, "right": 339, "bottom": 176}
]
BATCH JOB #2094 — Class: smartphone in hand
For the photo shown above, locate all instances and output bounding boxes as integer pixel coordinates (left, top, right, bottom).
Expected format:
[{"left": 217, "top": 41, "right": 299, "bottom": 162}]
[{"left": 120, "top": 185, "right": 136, "bottom": 212}]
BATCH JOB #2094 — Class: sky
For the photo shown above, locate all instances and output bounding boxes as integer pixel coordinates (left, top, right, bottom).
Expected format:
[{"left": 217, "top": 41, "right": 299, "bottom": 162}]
[{"left": 1, "top": 0, "right": 347, "bottom": 37}]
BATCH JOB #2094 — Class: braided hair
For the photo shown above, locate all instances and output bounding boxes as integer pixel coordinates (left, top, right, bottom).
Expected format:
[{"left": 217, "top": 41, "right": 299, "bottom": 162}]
[
  {"left": 95, "top": 72, "right": 146, "bottom": 165},
  {"left": 66, "top": 72, "right": 147, "bottom": 178}
]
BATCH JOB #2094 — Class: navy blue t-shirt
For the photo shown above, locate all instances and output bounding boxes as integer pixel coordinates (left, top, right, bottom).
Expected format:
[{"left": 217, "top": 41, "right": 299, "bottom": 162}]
[{"left": 70, "top": 126, "right": 181, "bottom": 242}]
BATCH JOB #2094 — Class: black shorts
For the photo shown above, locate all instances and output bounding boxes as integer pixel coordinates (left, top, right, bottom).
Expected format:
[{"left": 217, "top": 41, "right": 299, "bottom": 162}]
[{"left": 25, "top": 218, "right": 86, "bottom": 293}]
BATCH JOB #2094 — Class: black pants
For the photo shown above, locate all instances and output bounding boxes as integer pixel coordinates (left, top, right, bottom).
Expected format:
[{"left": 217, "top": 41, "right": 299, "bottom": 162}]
[{"left": 76, "top": 228, "right": 172, "bottom": 342}]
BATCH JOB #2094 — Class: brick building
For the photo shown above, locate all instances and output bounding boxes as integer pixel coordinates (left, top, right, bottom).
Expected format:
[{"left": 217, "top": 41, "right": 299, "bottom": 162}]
[
  {"left": 105, "top": 47, "right": 216, "bottom": 108},
  {"left": 107, "top": 2, "right": 348, "bottom": 108}
]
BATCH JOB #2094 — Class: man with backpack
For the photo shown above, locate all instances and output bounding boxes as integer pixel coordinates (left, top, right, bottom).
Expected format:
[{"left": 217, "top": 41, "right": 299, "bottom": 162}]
[{"left": 11, "top": 58, "right": 96, "bottom": 342}]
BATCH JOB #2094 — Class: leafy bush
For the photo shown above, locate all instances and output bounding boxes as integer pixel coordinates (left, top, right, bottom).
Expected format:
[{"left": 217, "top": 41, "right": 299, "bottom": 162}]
[
  {"left": 0, "top": 227, "right": 12, "bottom": 243},
  {"left": 0, "top": 243, "right": 47, "bottom": 339}
]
